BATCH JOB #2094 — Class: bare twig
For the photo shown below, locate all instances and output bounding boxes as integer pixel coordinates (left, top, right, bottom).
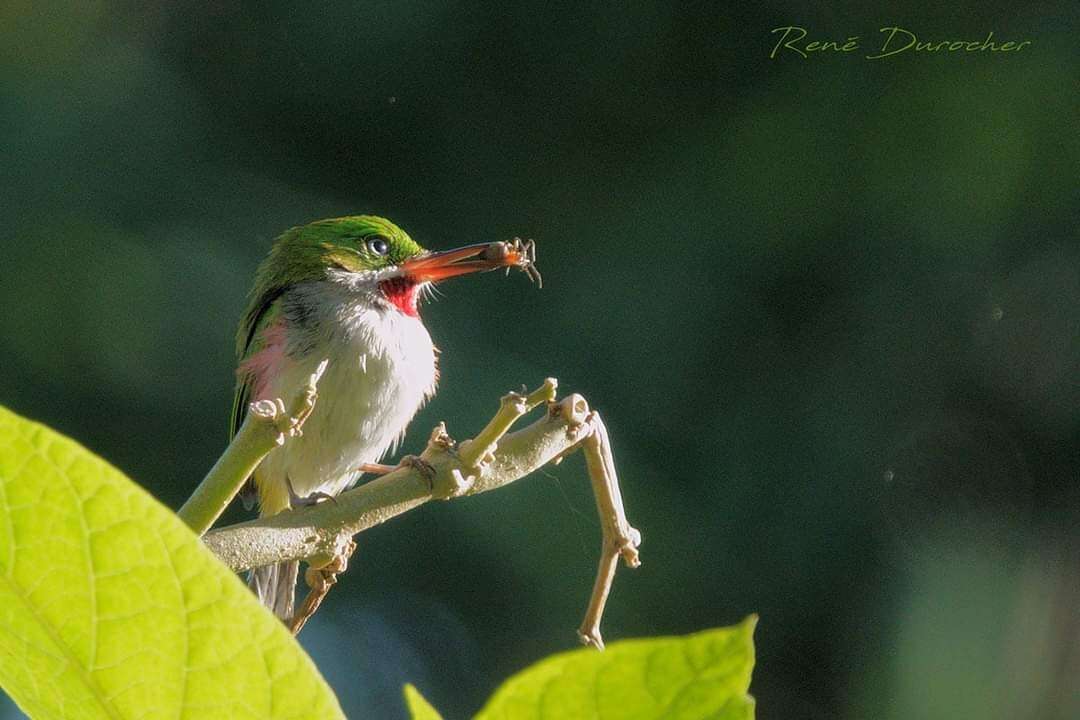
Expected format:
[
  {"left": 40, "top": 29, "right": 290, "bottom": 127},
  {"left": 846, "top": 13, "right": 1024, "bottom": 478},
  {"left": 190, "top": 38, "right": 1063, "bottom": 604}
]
[
  {"left": 577, "top": 411, "right": 642, "bottom": 649},
  {"left": 456, "top": 378, "right": 557, "bottom": 469},
  {"left": 198, "top": 379, "right": 641, "bottom": 645}
]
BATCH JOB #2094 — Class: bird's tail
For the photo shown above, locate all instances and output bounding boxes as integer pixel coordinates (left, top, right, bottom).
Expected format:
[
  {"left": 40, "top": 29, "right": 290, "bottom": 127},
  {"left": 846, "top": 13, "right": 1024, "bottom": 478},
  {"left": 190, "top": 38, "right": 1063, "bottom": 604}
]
[
  {"left": 247, "top": 484, "right": 297, "bottom": 624},
  {"left": 248, "top": 560, "right": 299, "bottom": 623}
]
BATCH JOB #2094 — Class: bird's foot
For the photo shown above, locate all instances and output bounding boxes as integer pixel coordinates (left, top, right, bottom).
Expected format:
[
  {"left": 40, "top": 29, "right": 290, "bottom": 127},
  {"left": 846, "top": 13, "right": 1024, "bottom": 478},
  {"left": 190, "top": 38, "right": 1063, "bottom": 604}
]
[
  {"left": 359, "top": 456, "right": 465, "bottom": 497},
  {"left": 284, "top": 475, "right": 337, "bottom": 509},
  {"left": 399, "top": 455, "right": 436, "bottom": 483}
]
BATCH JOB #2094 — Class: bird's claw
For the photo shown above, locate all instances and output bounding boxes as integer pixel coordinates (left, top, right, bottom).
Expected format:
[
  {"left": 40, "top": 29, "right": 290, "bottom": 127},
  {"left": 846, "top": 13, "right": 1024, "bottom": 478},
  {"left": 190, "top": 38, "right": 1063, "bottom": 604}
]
[
  {"left": 285, "top": 476, "right": 338, "bottom": 509},
  {"left": 398, "top": 454, "right": 436, "bottom": 483}
]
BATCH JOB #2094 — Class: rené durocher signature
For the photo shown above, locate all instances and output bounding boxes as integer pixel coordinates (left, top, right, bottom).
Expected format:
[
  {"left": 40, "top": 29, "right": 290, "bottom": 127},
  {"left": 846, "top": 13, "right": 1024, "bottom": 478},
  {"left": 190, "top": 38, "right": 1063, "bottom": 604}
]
[{"left": 770, "top": 26, "right": 1032, "bottom": 60}]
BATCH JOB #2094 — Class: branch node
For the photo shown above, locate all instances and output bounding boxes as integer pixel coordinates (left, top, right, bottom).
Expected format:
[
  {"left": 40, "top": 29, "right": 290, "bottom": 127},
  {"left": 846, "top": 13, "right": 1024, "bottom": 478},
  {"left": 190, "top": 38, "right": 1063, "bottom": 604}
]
[
  {"left": 439, "top": 467, "right": 475, "bottom": 499},
  {"left": 250, "top": 399, "right": 278, "bottom": 419},
  {"left": 305, "top": 531, "right": 355, "bottom": 570},
  {"left": 427, "top": 421, "right": 455, "bottom": 450},
  {"left": 549, "top": 393, "right": 590, "bottom": 429},
  {"left": 531, "top": 377, "right": 558, "bottom": 405},
  {"left": 619, "top": 528, "right": 643, "bottom": 568},
  {"left": 577, "top": 627, "right": 605, "bottom": 651},
  {"left": 290, "top": 535, "right": 355, "bottom": 635}
]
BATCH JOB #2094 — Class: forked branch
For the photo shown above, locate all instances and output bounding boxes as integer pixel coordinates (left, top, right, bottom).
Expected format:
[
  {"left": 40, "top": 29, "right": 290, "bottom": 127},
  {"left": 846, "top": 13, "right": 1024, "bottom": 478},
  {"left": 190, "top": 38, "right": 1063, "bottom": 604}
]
[
  {"left": 196, "top": 377, "right": 642, "bottom": 647},
  {"left": 178, "top": 360, "right": 328, "bottom": 535}
]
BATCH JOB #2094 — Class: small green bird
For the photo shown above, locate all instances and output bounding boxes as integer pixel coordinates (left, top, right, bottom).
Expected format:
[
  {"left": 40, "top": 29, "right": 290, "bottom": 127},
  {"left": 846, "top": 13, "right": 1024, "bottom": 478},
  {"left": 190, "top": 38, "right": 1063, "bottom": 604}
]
[{"left": 232, "top": 215, "right": 536, "bottom": 622}]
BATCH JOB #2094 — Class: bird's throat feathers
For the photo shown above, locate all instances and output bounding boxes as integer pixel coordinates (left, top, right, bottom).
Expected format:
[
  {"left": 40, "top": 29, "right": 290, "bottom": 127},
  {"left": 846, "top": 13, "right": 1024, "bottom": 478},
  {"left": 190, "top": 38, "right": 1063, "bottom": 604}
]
[{"left": 378, "top": 277, "right": 421, "bottom": 317}]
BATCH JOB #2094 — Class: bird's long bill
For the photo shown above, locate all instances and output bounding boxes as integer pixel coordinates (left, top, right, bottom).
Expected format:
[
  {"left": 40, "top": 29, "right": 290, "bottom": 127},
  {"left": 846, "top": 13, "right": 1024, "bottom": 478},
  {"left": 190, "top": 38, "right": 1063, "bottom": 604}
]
[{"left": 400, "top": 242, "right": 517, "bottom": 283}]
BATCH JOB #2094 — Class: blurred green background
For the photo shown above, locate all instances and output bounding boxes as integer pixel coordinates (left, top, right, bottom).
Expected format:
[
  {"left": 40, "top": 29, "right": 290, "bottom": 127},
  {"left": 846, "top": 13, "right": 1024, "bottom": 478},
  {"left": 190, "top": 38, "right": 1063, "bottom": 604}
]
[{"left": 2, "top": 2, "right": 1077, "bottom": 718}]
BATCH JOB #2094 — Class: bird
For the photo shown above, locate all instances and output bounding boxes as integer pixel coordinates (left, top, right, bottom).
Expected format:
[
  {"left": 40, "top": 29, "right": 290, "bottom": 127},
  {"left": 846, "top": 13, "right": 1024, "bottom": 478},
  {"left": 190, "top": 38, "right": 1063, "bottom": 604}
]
[{"left": 231, "top": 215, "right": 537, "bottom": 623}]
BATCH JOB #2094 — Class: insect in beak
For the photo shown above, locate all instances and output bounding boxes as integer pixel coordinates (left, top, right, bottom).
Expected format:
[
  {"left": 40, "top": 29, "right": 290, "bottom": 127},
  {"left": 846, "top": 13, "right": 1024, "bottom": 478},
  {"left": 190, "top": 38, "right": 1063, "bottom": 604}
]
[{"left": 401, "top": 237, "right": 541, "bottom": 287}]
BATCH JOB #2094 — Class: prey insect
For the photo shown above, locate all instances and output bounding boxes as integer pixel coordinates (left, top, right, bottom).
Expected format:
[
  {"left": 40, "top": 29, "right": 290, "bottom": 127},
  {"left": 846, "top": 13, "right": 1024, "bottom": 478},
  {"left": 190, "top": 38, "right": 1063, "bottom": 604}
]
[{"left": 486, "top": 237, "right": 542, "bottom": 287}]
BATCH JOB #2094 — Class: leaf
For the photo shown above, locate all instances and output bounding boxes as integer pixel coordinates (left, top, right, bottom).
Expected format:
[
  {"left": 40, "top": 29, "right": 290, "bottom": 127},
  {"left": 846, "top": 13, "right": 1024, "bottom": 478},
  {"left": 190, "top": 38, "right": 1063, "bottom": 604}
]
[
  {"left": 0, "top": 405, "right": 344, "bottom": 719},
  {"left": 403, "top": 684, "right": 444, "bottom": 720},
  {"left": 476, "top": 617, "right": 756, "bottom": 720}
]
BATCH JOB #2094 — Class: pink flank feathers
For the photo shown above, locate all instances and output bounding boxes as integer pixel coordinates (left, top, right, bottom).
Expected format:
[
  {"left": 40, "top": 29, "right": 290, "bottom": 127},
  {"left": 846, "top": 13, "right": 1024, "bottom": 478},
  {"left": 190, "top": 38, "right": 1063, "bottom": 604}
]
[{"left": 238, "top": 320, "right": 289, "bottom": 400}]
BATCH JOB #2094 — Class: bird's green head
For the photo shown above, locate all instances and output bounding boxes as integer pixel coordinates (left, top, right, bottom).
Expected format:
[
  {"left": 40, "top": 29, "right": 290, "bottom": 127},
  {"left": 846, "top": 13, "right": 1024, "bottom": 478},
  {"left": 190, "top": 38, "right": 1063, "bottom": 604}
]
[
  {"left": 265, "top": 215, "right": 423, "bottom": 278},
  {"left": 250, "top": 215, "right": 531, "bottom": 318}
]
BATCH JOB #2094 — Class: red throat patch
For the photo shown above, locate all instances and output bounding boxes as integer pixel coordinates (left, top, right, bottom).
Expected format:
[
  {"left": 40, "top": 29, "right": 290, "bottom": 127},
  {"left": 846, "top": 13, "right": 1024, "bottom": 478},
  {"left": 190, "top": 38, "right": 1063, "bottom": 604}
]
[{"left": 379, "top": 277, "right": 420, "bottom": 317}]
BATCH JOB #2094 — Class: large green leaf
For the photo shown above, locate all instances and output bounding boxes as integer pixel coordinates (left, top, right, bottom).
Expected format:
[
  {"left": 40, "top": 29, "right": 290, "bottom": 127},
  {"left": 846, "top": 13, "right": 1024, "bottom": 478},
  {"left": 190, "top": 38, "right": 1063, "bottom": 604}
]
[
  {"left": 0, "top": 405, "right": 344, "bottom": 719},
  {"left": 405, "top": 618, "right": 756, "bottom": 720}
]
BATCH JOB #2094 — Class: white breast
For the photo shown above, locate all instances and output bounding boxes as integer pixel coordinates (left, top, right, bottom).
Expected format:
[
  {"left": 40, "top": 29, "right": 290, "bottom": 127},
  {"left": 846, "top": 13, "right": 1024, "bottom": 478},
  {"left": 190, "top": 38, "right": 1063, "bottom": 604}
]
[{"left": 254, "top": 284, "right": 437, "bottom": 512}]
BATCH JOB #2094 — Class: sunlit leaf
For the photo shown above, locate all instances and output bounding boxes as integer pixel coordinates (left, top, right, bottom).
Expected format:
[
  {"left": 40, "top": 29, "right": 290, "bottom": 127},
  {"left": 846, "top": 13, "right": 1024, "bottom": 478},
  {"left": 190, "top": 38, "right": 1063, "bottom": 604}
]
[
  {"left": 0, "top": 405, "right": 344, "bottom": 719},
  {"left": 476, "top": 617, "right": 757, "bottom": 720}
]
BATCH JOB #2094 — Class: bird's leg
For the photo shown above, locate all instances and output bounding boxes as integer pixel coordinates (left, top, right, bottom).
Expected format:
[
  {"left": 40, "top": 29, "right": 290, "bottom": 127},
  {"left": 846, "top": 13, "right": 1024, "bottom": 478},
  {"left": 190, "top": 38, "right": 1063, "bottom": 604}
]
[
  {"left": 357, "top": 462, "right": 396, "bottom": 475},
  {"left": 357, "top": 456, "right": 436, "bottom": 483},
  {"left": 284, "top": 475, "right": 337, "bottom": 508}
]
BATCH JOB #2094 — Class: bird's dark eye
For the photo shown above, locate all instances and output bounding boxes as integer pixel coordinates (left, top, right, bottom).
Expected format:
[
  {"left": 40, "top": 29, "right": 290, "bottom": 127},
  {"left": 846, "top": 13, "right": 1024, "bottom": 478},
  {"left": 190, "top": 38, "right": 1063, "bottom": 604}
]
[{"left": 366, "top": 236, "right": 390, "bottom": 255}]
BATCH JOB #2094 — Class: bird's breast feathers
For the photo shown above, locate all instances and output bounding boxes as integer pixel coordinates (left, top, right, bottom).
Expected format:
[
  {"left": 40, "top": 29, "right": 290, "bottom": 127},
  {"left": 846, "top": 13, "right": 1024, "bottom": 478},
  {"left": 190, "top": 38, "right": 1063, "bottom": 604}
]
[{"left": 252, "top": 282, "right": 438, "bottom": 507}]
